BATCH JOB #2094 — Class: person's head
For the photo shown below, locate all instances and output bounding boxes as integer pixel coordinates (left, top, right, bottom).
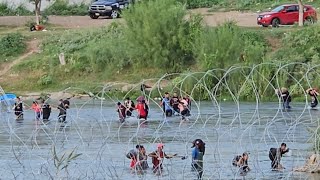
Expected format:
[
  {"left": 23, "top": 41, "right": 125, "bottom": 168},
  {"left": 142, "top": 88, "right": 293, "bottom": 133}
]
[
  {"left": 136, "top": 144, "right": 143, "bottom": 150},
  {"left": 281, "top": 87, "right": 288, "bottom": 93},
  {"left": 33, "top": 101, "right": 37, "bottom": 104},
  {"left": 157, "top": 143, "right": 164, "bottom": 151},
  {"left": 16, "top": 97, "right": 20, "bottom": 102},
  {"left": 117, "top": 102, "right": 121, "bottom": 106},
  {"left": 164, "top": 92, "right": 169, "bottom": 98},
  {"left": 141, "top": 100, "right": 146, "bottom": 104},
  {"left": 242, "top": 152, "right": 249, "bottom": 160},
  {"left": 126, "top": 97, "right": 130, "bottom": 101},
  {"left": 280, "top": 143, "right": 287, "bottom": 151},
  {"left": 191, "top": 139, "right": 206, "bottom": 154},
  {"left": 173, "top": 92, "right": 178, "bottom": 97},
  {"left": 59, "top": 99, "right": 63, "bottom": 102}
]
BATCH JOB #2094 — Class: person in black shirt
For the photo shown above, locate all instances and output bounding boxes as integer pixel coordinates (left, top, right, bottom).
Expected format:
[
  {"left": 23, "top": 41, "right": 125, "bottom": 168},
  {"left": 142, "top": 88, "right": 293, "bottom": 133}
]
[
  {"left": 13, "top": 97, "right": 23, "bottom": 120},
  {"left": 306, "top": 88, "right": 319, "bottom": 108},
  {"left": 170, "top": 92, "right": 180, "bottom": 114},
  {"left": 58, "top": 99, "right": 67, "bottom": 122},
  {"left": 124, "top": 97, "right": 135, "bottom": 116},
  {"left": 269, "top": 143, "right": 289, "bottom": 170},
  {"left": 275, "top": 88, "right": 291, "bottom": 109},
  {"left": 42, "top": 100, "right": 51, "bottom": 120}
]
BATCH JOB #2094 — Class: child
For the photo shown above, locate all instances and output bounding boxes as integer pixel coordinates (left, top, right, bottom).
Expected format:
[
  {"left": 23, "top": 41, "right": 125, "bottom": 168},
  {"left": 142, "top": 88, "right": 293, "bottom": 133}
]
[{"left": 31, "top": 101, "right": 41, "bottom": 120}]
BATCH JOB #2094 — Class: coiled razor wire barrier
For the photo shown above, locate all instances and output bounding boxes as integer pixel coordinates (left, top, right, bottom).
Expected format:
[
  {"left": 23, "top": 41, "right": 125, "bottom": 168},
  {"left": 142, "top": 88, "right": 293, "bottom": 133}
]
[{"left": 1, "top": 63, "right": 320, "bottom": 179}]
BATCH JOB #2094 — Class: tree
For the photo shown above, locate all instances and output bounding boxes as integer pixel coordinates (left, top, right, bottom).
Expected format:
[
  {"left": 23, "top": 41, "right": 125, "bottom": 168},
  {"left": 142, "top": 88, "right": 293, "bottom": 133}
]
[
  {"left": 29, "top": 0, "right": 49, "bottom": 25},
  {"left": 298, "top": 0, "right": 304, "bottom": 26}
]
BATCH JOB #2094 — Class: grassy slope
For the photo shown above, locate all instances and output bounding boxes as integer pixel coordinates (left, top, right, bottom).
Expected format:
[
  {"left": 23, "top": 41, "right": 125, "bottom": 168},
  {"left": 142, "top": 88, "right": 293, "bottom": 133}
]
[{"left": 0, "top": 25, "right": 293, "bottom": 94}]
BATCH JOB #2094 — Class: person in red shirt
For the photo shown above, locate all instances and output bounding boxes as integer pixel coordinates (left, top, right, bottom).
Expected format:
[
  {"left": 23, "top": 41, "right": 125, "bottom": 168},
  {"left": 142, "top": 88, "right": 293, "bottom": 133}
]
[
  {"left": 136, "top": 100, "right": 148, "bottom": 120},
  {"left": 148, "top": 143, "right": 177, "bottom": 174}
]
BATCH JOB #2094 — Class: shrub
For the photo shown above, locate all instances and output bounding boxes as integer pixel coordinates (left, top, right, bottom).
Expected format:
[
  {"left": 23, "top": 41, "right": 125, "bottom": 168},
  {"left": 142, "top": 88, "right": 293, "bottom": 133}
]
[
  {"left": 0, "top": 2, "right": 32, "bottom": 16},
  {"left": 43, "top": 0, "right": 88, "bottom": 16},
  {"left": 122, "top": 0, "right": 202, "bottom": 73},
  {"left": 0, "top": 33, "right": 26, "bottom": 60}
]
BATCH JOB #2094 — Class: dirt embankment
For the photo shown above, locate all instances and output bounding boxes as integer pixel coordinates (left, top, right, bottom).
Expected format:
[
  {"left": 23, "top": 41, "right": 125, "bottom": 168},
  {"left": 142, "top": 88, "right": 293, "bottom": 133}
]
[{"left": 0, "top": 8, "right": 259, "bottom": 28}]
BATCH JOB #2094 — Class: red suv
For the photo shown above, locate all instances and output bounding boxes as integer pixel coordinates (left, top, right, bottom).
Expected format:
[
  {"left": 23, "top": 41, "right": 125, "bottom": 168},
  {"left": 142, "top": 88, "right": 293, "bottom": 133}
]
[{"left": 257, "top": 4, "right": 317, "bottom": 27}]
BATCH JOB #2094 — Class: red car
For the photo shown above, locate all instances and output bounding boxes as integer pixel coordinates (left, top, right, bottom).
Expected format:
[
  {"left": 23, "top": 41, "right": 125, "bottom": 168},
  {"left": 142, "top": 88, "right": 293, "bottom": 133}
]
[{"left": 257, "top": 4, "right": 317, "bottom": 27}]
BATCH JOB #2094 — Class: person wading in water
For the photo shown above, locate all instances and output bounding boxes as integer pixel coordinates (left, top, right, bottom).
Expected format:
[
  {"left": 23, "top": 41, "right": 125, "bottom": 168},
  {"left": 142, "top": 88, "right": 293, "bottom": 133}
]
[
  {"left": 191, "top": 139, "right": 206, "bottom": 179},
  {"left": 306, "top": 87, "right": 319, "bottom": 108},
  {"left": 269, "top": 143, "right": 289, "bottom": 170},
  {"left": 148, "top": 143, "right": 177, "bottom": 175}
]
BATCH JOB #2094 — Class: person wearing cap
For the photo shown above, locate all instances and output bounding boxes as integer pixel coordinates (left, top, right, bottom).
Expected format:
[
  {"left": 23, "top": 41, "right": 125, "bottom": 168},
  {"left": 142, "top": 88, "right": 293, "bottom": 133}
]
[
  {"left": 117, "top": 102, "right": 126, "bottom": 123},
  {"left": 191, "top": 139, "right": 205, "bottom": 179},
  {"left": 269, "top": 143, "right": 289, "bottom": 170},
  {"left": 232, "top": 152, "right": 250, "bottom": 173},
  {"left": 148, "top": 143, "right": 177, "bottom": 174}
]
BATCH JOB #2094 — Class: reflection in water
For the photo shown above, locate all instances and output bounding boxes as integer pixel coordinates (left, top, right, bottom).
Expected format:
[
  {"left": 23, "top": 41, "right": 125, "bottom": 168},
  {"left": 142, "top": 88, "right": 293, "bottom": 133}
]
[{"left": 0, "top": 101, "right": 319, "bottom": 179}]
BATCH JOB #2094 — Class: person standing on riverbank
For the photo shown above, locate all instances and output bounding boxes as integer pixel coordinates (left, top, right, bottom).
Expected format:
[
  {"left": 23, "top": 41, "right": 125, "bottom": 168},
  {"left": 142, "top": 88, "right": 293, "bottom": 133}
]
[
  {"left": 275, "top": 88, "right": 291, "bottom": 109},
  {"left": 148, "top": 143, "right": 177, "bottom": 174},
  {"left": 306, "top": 87, "right": 319, "bottom": 108},
  {"left": 191, "top": 139, "right": 205, "bottom": 179},
  {"left": 269, "top": 143, "right": 289, "bottom": 170}
]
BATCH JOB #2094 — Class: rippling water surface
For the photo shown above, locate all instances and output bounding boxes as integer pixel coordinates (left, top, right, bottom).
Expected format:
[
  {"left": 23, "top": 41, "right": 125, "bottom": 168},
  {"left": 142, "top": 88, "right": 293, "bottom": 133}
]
[{"left": 0, "top": 100, "right": 320, "bottom": 179}]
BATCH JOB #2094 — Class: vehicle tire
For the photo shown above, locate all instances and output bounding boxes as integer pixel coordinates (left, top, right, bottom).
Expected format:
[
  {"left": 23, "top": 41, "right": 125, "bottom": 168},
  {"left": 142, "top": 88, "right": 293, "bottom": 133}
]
[
  {"left": 304, "top": 17, "right": 314, "bottom": 25},
  {"left": 262, "top": 25, "right": 269, "bottom": 27},
  {"left": 271, "top": 18, "right": 280, "bottom": 28},
  {"left": 90, "top": 14, "right": 99, "bottom": 19},
  {"left": 110, "top": 10, "right": 119, "bottom": 19}
]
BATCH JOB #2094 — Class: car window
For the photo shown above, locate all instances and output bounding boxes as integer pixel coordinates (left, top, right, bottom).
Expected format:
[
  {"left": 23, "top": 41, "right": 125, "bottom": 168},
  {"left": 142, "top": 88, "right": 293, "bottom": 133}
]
[
  {"left": 271, "top": 6, "right": 284, "bottom": 12},
  {"left": 286, "top": 5, "right": 298, "bottom": 12}
]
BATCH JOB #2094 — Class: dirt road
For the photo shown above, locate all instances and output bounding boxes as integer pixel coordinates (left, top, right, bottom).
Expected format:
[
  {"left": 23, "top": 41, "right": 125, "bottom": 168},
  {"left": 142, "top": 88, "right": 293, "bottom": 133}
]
[{"left": 0, "top": 8, "right": 259, "bottom": 28}]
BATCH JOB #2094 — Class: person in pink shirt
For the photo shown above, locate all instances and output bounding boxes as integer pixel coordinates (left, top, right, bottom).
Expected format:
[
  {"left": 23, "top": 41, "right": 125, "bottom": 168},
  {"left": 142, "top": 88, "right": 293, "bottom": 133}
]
[{"left": 31, "top": 101, "right": 41, "bottom": 120}]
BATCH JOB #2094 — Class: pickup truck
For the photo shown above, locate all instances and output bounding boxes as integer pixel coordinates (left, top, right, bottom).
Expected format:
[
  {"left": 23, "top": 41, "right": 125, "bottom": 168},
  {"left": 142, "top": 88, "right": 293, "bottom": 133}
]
[{"left": 88, "top": 0, "right": 131, "bottom": 19}]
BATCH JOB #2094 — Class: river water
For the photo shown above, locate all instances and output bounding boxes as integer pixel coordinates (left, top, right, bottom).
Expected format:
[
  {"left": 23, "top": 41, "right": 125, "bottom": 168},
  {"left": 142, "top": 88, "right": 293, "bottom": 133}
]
[{"left": 0, "top": 100, "right": 320, "bottom": 179}]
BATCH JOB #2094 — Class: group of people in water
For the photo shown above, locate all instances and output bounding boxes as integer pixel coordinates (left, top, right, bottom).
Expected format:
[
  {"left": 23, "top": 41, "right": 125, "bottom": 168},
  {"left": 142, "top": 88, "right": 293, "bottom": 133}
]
[
  {"left": 126, "top": 140, "right": 289, "bottom": 179},
  {"left": 117, "top": 92, "right": 192, "bottom": 122},
  {"left": 12, "top": 97, "right": 70, "bottom": 122},
  {"left": 276, "top": 87, "right": 319, "bottom": 109},
  {"left": 126, "top": 139, "right": 205, "bottom": 179}
]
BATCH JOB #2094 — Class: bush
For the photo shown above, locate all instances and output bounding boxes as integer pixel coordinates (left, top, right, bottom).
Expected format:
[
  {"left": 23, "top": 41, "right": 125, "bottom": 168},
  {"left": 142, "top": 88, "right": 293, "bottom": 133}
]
[
  {"left": 123, "top": 0, "right": 202, "bottom": 72},
  {"left": 0, "top": 2, "right": 32, "bottom": 16},
  {"left": 43, "top": 0, "right": 88, "bottom": 16},
  {"left": 0, "top": 33, "right": 26, "bottom": 60}
]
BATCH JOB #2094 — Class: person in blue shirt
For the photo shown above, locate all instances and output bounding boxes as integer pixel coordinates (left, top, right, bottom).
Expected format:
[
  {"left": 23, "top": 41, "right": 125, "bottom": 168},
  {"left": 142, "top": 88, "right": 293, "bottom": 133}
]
[
  {"left": 161, "top": 92, "right": 173, "bottom": 117},
  {"left": 191, "top": 139, "right": 205, "bottom": 179}
]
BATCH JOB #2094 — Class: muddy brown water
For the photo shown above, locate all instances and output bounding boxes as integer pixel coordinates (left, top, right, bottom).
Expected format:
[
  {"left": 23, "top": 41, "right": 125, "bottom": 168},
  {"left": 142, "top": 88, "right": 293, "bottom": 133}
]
[{"left": 0, "top": 100, "right": 320, "bottom": 179}]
